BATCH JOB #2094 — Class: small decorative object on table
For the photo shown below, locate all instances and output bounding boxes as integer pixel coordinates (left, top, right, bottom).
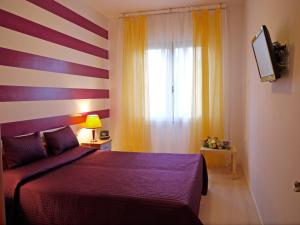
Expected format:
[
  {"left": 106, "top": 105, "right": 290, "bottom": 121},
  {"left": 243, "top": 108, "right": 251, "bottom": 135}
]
[
  {"left": 202, "top": 136, "right": 230, "bottom": 150},
  {"left": 100, "top": 130, "right": 110, "bottom": 140}
]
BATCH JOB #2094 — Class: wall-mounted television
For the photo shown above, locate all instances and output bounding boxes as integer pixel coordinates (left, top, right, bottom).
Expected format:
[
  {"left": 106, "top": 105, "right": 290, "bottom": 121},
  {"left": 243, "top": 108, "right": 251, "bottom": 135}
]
[{"left": 251, "top": 25, "right": 280, "bottom": 82}]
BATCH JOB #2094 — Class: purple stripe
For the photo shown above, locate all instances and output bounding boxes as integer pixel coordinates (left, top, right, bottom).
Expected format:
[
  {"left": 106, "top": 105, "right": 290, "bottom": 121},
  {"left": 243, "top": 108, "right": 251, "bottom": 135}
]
[
  {"left": 27, "top": 0, "right": 108, "bottom": 39},
  {"left": 0, "top": 85, "right": 109, "bottom": 102},
  {"left": 0, "top": 47, "right": 109, "bottom": 79},
  {"left": 1, "top": 109, "right": 110, "bottom": 137},
  {"left": 0, "top": 9, "right": 108, "bottom": 59}
]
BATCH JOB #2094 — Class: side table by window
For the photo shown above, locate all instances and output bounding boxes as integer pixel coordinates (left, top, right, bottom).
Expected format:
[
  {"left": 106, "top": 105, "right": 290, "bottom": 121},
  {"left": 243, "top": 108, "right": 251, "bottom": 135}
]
[{"left": 200, "top": 146, "right": 238, "bottom": 179}]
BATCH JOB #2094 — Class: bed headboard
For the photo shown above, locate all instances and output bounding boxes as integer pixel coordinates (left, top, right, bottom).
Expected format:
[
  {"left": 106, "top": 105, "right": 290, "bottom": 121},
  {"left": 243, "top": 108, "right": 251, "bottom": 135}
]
[{"left": 0, "top": 110, "right": 109, "bottom": 138}]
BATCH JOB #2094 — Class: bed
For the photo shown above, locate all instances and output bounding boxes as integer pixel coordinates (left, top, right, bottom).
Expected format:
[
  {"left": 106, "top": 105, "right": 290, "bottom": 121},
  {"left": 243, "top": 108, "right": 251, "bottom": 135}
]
[{"left": 3, "top": 127, "right": 208, "bottom": 225}]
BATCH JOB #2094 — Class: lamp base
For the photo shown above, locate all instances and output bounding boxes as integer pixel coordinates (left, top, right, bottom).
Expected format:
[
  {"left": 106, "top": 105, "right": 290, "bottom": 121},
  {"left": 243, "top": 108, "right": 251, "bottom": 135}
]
[{"left": 90, "top": 129, "right": 97, "bottom": 142}]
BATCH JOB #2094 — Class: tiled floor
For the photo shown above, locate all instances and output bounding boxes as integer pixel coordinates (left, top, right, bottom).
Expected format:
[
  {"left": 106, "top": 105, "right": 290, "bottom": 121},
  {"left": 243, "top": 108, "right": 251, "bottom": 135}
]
[{"left": 199, "top": 168, "right": 261, "bottom": 225}]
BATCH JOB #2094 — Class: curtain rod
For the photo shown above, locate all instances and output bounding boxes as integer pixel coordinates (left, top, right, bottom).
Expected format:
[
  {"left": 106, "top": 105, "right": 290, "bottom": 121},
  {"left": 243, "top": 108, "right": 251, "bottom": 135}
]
[{"left": 119, "top": 3, "right": 225, "bottom": 19}]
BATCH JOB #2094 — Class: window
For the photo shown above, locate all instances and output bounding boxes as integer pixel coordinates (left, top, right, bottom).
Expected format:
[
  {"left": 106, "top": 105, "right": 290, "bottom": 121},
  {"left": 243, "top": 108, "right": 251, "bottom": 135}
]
[{"left": 148, "top": 45, "right": 193, "bottom": 122}]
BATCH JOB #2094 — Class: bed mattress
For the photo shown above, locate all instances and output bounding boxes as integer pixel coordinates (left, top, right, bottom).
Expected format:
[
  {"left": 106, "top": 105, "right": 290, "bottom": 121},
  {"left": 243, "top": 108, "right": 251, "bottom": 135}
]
[{"left": 4, "top": 147, "right": 207, "bottom": 225}]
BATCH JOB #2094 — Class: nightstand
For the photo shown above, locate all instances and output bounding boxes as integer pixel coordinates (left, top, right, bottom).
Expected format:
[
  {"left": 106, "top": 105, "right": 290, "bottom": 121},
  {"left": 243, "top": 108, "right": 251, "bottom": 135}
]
[
  {"left": 81, "top": 139, "right": 112, "bottom": 151},
  {"left": 200, "top": 146, "right": 238, "bottom": 179}
]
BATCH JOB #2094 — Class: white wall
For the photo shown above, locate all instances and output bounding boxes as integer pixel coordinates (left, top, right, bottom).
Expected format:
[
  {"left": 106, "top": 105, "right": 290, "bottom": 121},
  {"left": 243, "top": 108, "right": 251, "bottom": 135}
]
[
  {"left": 243, "top": 0, "right": 300, "bottom": 224},
  {"left": 223, "top": 1, "right": 246, "bottom": 165},
  {"left": 109, "top": 18, "right": 123, "bottom": 150}
]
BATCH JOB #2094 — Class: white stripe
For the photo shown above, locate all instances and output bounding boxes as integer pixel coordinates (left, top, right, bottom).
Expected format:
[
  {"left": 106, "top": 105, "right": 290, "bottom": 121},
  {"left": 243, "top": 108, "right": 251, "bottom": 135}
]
[
  {"left": 57, "top": 0, "right": 109, "bottom": 30},
  {"left": 0, "top": 99, "right": 110, "bottom": 123},
  {"left": 0, "top": 27, "right": 109, "bottom": 70},
  {"left": 0, "top": 66, "right": 109, "bottom": 89},
  {"left": 0, "top": 0, "right": 108, "bottom": 50}
]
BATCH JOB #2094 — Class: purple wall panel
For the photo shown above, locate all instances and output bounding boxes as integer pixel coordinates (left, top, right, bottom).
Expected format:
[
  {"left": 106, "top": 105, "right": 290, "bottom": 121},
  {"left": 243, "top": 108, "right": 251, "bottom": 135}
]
[
  {"left": 27, "top": 0, "right": 109, "bottom": 39},
  {"left": 0, "top": 47, "right": 109, "bottom": 79},
  {"left": 1, "top": 109, "right": 110, "bottom": 137},
  {"left": 0, "top": 85, "right": 109, "bottom": 102},
  {"left": 0, "top": 9, "right": 108, "bottom": 59}
]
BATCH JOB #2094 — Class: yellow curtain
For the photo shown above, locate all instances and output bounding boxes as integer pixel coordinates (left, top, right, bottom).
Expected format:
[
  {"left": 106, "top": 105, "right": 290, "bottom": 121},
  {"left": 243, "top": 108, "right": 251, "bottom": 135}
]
[
  {"left": 190, "top": 9, "right": 224, "bottom": 154},
  {"left": 119, "top": 16, "right": 151, "bottom": 152}
]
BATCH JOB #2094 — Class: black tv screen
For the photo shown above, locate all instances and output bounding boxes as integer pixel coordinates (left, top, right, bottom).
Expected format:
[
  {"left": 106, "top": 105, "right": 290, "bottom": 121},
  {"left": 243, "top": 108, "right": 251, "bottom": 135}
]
[{"left": 252, "top": 25, "right": 279, "bottom": 82}]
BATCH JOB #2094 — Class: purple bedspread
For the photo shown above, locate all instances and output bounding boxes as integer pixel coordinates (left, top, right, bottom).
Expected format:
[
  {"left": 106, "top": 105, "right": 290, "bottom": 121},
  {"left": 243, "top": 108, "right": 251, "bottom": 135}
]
[{"left": 4, "top": 147, "right": 208, "bottom": 225}]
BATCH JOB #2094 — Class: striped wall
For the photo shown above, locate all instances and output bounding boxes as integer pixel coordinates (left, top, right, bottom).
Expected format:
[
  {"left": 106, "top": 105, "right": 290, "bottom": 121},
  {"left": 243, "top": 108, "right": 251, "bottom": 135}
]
[{"left": 0, "top": 0, "right": 110, "bottom": 137}]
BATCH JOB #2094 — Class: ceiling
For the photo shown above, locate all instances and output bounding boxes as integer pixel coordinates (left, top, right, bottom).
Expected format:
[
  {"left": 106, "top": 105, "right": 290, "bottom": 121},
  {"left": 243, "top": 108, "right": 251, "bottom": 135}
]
[{"left": 82, "top": 0, "right": 243, "bottom": 18}]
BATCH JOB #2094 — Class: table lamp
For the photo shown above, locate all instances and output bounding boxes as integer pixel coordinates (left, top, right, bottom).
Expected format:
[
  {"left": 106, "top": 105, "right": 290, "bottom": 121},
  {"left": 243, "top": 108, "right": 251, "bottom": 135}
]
[{"left": 85, "top": 114, "right": 102, "bottom": 142}]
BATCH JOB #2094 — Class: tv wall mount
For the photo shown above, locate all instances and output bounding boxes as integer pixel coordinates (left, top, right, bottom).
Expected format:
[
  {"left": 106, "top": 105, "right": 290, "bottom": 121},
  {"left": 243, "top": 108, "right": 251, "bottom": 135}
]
[{"left": 273, "top": 41, "right": 288, "bottom": 76}]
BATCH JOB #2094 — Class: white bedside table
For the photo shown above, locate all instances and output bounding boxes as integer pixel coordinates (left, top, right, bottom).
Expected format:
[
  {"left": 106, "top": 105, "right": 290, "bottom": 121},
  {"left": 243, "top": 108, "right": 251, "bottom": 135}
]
[{"left": 200, "top": 146, "right": 238, "bottom": 179}]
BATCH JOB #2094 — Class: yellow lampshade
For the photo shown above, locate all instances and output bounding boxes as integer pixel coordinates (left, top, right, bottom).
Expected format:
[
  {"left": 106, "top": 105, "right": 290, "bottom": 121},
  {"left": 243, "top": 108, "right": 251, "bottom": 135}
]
[{"left": 85, "top": 115, "right": 102, "bottom": 129}]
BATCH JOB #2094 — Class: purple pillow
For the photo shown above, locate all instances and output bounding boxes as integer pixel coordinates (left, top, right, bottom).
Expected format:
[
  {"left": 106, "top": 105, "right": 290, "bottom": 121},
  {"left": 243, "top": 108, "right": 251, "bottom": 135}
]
[
  {"left": 2, "top": 132, "right": 47, "bottom": 169},
  {"left": 44, "top": 126, "right": 79, "bottom": 155}
]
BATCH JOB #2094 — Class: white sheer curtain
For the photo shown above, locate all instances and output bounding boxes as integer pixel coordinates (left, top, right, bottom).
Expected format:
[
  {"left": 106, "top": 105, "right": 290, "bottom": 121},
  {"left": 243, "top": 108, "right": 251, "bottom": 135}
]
[{"left": 147, "top": 12, "right": 193, "bottom": 153}]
